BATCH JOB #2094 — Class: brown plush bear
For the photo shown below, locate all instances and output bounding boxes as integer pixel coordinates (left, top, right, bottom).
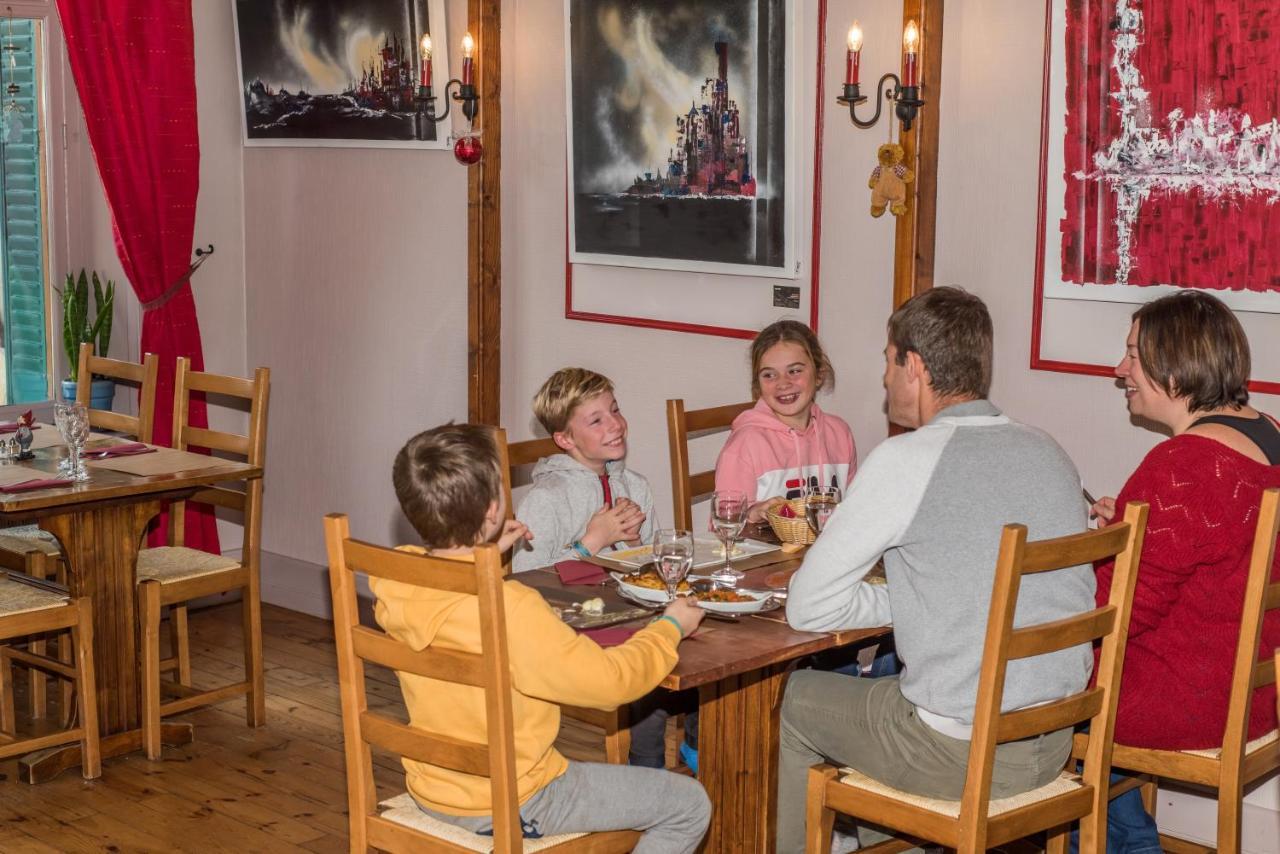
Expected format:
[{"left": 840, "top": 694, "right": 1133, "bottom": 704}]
[{"left": 868, "top": 143, "right": 914, "bottom": 217}]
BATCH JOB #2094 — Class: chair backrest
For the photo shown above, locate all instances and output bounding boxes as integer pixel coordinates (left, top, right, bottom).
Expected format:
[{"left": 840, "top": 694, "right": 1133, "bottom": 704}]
[
  {"left": 666, "top": 399, "right": 752, "bottom": 530},
  {"left": 959, "top": 502, "right": 1150, "bottom": 852},
  {"left": 1220, "top": 487, "right": 1280, "bottom": 769},
  {"left": 494, "top": 428, "right": 559, "bottom": 521},
  {"left": 74, "top": 342, "right": 159, "bottom": 442},
  {"left": 324, "top": 514, "right": 522, "bottom": 853},
  {"left": 167, "top": 358, "right": 270, "bottom": 553}
]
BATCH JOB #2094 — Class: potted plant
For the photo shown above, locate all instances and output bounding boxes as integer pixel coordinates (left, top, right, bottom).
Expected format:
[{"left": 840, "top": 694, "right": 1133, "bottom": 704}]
[{"left": 56, "top": 269, "right": 115, "bottom": 408}]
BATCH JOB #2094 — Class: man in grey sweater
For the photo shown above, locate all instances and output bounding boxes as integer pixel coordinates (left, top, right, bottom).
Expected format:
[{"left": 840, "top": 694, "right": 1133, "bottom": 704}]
[{"left": 776, "top": 288, "right": 1093, "bottom": 853}]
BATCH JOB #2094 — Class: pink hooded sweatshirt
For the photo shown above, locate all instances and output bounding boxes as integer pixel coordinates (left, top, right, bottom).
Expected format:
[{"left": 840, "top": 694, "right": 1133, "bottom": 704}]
[{"left": 714, "top": 399, "right": 856, "bottom": 502}]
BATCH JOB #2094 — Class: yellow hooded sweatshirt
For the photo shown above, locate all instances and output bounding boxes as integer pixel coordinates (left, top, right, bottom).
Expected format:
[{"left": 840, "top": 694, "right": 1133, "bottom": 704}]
[{"left": 371, "top": 547, "right": 682, "bottom": 817}]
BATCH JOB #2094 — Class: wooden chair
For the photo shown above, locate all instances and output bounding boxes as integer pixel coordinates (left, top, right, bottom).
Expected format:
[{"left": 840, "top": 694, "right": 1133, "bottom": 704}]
[
  {"left": 0, "top": 575, "right": 100, "bottom": 780},
  {"left": 805, "top": 502, "right": 1150, "bottom": 854},
  {"left": 324, "top": 514, "right": 640, "bottom": 853},
  {"left": 74, "top": 342, "right": 160, "bottom": 442},
  {"left": 136, "top": 358, "right": 270, "bottom": 759},
  {"left": 0, "top": 545, "right": 71, "bottom": 723},
  {"left": 666, "top": 399, "right": 752, "bottom": 530},
  {"left": 1096, "top": 486, "right": 1280, "bottom": 854},
  {"left": 494, "top": 428, "right": 631, "bottom": 766}
]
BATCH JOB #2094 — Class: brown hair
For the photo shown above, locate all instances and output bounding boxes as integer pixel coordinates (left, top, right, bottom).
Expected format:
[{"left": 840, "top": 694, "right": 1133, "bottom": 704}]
[
  {"left": 887, "top": 287, "right": 993, "bottom": 399},
  {"left": 392, "top": 423, "right": 502, "bottom": 549},
  {"left": 532, "top": 367, "right": 615, "bottom": 435},
  {"left": 1132, "top": 291, "right": 1250, "bottom": 412},
  {"left": 749, "top": 320, "right": 835, "bottom": 399}
]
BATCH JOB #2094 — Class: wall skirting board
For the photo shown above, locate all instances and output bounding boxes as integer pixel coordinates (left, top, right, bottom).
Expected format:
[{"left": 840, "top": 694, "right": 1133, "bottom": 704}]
[{"left": 257, "top": 550, "right": 338, "bottom": 619}]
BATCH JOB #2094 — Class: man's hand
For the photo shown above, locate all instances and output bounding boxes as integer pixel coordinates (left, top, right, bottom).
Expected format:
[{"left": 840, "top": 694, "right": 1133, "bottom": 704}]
[
  {"left": 496, "top": 519, "right": 531, "bottom": 552},
  {"left": 661, "top": 595, "right": 705, "bottom": 638},
  {"left": 581, "top": 501, "right": 646, "bottom": 553},
  {"left": 1090, "top": 496, "right": 1117, "bottom": 526}
]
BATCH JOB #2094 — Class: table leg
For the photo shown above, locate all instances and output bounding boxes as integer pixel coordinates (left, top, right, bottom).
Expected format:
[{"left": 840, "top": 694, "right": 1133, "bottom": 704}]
[
  {"left": 16, "top": 500, "right": 194, "bottom": 783},
  {"left": 697, "top": 662, "right": 794, "bottom": 854}
]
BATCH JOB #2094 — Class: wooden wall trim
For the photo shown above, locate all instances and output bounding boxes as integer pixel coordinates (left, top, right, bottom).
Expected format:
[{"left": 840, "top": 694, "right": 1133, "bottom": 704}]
[
  {"left": 893, "top": 0, "right": 943, "bottom": 309},
  {"left": 467, "top": 0, "right": 502, "bottom": 425}
]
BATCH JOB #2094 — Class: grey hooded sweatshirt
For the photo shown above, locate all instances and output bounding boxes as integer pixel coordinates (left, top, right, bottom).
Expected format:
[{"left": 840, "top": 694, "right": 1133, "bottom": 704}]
[{"left": 512, "top": 454, "right": 655, "bottom": 573}]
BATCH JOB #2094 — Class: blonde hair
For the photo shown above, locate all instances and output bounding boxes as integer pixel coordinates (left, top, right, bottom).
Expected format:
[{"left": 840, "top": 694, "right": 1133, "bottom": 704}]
[{"left": 532, "top": 367, "right": 615, "bottom": 435}]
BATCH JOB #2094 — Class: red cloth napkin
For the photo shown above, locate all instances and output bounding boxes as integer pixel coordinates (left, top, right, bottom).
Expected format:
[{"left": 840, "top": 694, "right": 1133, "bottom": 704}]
[
  {"left": 555, "top": 560, "right": 608, "bottom": 585},
  {"left": 580, "top": 626, "right": 639, "bottom": 648},
  {"left": 0, "top": 478, "right": 74, "bottom": 493},
  {"left": 0, "top": 423, "right": 39, "bottom": 434},
  {"left": 87, "top": 442, "right": 155, "bottom": 459}
]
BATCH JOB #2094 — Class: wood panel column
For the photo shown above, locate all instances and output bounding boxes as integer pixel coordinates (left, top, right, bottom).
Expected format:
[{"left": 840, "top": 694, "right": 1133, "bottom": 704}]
[{"left": 467, "top": 0, "right": 502, "bottom": 425}]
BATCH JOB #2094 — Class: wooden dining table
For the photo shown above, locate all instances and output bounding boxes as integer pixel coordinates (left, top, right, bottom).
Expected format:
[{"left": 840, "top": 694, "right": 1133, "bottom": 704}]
[
  {"left": 0, "top": 433, "right": 262, "bottom": 783},
  {"left": 522, "top": 541, "right": 891, "bottom": 854}
]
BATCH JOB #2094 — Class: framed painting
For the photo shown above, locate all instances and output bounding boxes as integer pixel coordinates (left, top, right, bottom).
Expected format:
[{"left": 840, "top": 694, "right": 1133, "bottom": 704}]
[
  {"left": 233, "top": 0, "right": 450, "bottom": 149},
  {"left": 565, "top": 0, "right": 825, "bottom": 339},
  {"left": 1032, "top": 0, "right": 1280, "bottom": 392}
]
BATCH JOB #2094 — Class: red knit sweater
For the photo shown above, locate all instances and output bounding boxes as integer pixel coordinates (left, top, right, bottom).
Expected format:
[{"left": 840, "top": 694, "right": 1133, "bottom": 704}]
[{"left": 1095, "top": 435, "right": 1280, "bottom": 750}]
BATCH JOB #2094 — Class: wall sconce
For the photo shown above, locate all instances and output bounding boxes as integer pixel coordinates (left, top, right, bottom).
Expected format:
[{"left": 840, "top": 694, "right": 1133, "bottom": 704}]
[
  {"left": 836, "top": 19, "right": 925, "bottom": 131},
  {"left": 415, "top": 31, "right": 480, "bottom": 140}
]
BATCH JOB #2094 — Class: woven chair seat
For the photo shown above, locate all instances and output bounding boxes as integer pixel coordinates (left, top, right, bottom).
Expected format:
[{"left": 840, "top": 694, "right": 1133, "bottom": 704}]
[
  {"left": 1179, "top": 729, "right": 1279, "bottom": 759},
  {"left": 0, "top": 576, "right": 67, "bottom": 617},
  {"left": 0, "top": 529, "right": 62, "bottom": 557},
  {"left": 378, "top": 793, "right": 587, "bottom": 851},
  {"left": 137, "top": 546, "right": 242, "bottom": 584},
  {"left": 835, "top": 767, "right": 1084, "bottom": 819}
]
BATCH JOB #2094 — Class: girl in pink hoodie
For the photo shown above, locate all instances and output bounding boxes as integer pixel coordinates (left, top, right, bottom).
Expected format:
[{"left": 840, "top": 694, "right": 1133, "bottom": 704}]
[{"left": 715, "top": 320, "right": 856, "bottom": 522}]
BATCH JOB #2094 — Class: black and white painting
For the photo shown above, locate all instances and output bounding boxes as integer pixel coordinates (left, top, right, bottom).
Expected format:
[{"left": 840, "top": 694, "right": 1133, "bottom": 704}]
[
  {"left": 233, "top": 0, "right": 450, "bottom": 148},
  {"left": 565, "top": 0, "right": 795, "bottom": 276}
]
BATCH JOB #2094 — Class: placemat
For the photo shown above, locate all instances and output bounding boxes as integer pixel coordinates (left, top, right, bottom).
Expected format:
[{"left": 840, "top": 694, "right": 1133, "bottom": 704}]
[
  {"left": 0, "top": 465, "right": 56, "bottom": 487},
  {"left": 85, "top": 448, "right": 233, "bottom": 476},
  {"left": 30, "top": 427, "right": 115, "bottom": 450}
]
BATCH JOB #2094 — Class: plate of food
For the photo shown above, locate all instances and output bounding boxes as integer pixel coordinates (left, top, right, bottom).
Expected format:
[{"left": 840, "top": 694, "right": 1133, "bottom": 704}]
[
  {"left": 693, "top": 586, "right": 778, "bottom": 615},
  {"left": 610, "top": 569, "right": 692, "bottom": 604},
  {"left": 607, "top": 536, "right": 781, "bottom": 570}
]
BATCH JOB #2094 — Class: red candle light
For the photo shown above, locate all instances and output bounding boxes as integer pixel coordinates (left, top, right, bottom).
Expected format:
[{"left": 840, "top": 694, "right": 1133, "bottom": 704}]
[
  {"left": 845, "top": 22, "right": 863, "bottom": 86},
  {"left": 461, "top": 31, "right": 475, "bottom": 86},
  {"left": 419, "top": 33, "right": 433, "bottom": 87},
  {"left": 902, "top": 20, "right": 920, "bottom": 87}
]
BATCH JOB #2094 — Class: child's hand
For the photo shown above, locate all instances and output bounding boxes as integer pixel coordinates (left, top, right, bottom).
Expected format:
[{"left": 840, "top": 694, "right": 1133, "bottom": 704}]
[
  {"left": 496, "top": 519, "right": 531, "bottom": 552},
  {"left": 1090, "top": 496, "right": 1117, "bottom": 526},
  {"left": 661, "top": 595, "right": 705, "bottom": 638},
  {"left": 582, "top": 502, "right": 646, "bottom": 553},
  {"left": 746, "top": 497, "right": 785, "bottom": 523}
]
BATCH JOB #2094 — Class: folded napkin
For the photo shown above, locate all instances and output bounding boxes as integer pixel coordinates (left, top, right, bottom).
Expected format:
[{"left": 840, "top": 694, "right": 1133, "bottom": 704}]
[
  {"left": 0, "top": 423, "right": 39, "bottom": 434},
  {"left": 0, "top": 478, "right": 74, "bottom": 493},
  {"left": 86, "top": 442, "right": 156, "bottom": 459},
  {"left": 555, "top": 559, "right": 608, "bottom": 586},
  {"left": 580, "top": 626, "right": 639, "bottom": 648}
]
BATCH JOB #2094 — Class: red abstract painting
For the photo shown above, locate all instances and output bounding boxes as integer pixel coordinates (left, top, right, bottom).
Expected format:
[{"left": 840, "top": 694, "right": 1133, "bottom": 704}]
[{"left": 1059, "top": 0, "right": 1280, "bottom": 293}]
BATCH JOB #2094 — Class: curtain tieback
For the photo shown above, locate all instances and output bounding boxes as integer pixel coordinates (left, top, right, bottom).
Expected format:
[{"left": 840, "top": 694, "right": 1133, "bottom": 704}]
[{"left": 140, "top": 244, "right": 214, "bottom": 313}]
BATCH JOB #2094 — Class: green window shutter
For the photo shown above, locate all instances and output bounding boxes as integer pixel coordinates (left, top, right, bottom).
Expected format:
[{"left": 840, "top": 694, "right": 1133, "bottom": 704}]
[{"left": 0, "top": 19, "right": 48, "bottom": 404}]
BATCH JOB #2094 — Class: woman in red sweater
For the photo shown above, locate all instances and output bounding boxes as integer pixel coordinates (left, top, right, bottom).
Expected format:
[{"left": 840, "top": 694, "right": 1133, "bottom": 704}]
[{"left": 1089, "top": 291, "right": 1280, "bottom": 851}]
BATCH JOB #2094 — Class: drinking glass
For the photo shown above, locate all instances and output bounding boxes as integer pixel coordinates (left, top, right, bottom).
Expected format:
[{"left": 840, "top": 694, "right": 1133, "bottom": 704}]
[
  {"left": 804, "top": 485, "right": 842, "bottom": 536},
  {"left": 53, "top": 401, "right": 73, "bottom": 476},
  {"left": 653, "top": 529, "right": 694, "bottom": 602},
  {"left": 709, "top": 490, "right": 748, "bottom": 585},
  {"left": 55, "top": 401, "right": 91, "bottom": 481}
]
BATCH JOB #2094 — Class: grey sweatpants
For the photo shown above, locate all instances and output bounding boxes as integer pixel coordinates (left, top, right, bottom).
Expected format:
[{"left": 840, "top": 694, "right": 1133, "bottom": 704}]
[
  {"left": 418, "top": 761, "right": 711, "bottom": 853},
  {"left": 776, "top": 670, "right": 1072, "bottom": 854}
]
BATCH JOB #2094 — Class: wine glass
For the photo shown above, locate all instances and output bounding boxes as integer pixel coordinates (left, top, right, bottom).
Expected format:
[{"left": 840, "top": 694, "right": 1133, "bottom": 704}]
[
  {"left": 709, "top": 490, "right": 748, "bottom": 585},
  {"left": 53, "top": 401, "right": 74, "bottom": 476},
  {"left": 653, "top": 529, "right": 694, "bottom": 602},
  {"left": 55, "top": 401, "right": 90, "bottom": 481},
  {"left": 804, "top": 485, "right": 842, "bottom": 536}
]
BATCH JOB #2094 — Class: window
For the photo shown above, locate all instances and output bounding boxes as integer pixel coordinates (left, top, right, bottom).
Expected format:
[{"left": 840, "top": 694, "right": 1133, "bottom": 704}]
[{"left": 0, "top": 16, "right": 50, "bottom": 405}]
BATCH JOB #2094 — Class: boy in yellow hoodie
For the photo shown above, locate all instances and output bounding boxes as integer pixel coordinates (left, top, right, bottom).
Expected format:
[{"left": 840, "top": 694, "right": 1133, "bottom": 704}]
[{"left": 375, "top": 423, "right": 711, "bottom": 851}]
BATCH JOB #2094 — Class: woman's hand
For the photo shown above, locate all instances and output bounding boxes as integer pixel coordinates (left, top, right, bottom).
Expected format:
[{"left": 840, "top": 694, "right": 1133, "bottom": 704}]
[
  {"left": 1090, "top": 496, "right": 1117, "bottom": 526},
  {"left": 746, "top": 497, "right": 785, "bottom": 523}
]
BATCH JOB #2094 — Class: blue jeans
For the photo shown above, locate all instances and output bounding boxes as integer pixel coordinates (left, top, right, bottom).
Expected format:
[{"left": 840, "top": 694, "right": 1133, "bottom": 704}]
[{"left": 1069, "top": 774, "right": 1161, "bottom": 854}]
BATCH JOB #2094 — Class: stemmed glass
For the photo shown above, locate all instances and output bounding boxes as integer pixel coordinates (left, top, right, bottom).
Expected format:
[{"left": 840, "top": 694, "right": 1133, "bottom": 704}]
[
  {"left": 54, "top": 401, "right": 91, "bottom": 481},
  {"left": 804, "top": 485, "right": 842, "bottom": 536},
  {"left": 653, "top": 529, "right": 695, "bottom": 603},
  {"left": 709, "top": 490, "right": 748, "bottom": 585}
]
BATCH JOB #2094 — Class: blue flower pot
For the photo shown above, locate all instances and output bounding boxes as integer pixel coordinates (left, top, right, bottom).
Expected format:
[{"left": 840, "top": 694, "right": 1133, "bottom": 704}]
[{"left": 60, "top": 378, "right": 116, "bottom": 411}]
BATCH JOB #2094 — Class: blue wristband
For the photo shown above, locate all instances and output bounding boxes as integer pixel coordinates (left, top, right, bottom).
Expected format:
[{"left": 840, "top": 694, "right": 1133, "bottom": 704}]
[
  {"left": 570, "top": 540, "right": 591, "bottom": 558},
  {"left": 655, "top": 614, "right": 684, "bottom": 638}
]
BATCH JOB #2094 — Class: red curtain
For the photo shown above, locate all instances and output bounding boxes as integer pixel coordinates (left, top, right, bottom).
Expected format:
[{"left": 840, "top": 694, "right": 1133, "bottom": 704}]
[{"left": 56, "top": 0, "right": 219, "bottom": 553}]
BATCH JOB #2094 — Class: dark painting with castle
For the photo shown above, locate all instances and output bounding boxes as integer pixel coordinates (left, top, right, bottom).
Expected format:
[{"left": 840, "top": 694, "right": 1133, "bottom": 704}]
[
  {"left": 233, "top": 0, "right": 448, "bottom": 149},
  {"left": 566, "top": 0, "right": 793, "bottom": 276}
]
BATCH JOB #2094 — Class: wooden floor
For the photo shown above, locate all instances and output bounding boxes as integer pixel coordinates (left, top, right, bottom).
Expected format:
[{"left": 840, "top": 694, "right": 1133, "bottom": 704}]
[{"left": 0, "top": 602, "right": 607, "bottom": 853}]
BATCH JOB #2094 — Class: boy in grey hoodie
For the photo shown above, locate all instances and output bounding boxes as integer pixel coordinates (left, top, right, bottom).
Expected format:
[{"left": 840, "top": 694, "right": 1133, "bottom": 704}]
[{"left": 512, "top": 368, "right": 654, "bottom": 573}]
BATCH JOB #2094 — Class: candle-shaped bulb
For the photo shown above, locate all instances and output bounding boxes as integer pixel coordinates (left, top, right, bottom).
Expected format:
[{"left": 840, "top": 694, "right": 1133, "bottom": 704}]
[
  {"left": 420, "top": 33, "right": 432, "bottom": 59},
  {"left": 461, "top": 32, "right": 475, "bottom": 59},
  {"left": 903, "top": 20, "right": 920, "bottom": 55},
  {"left": 847, "top": 22, "right": 863, "bottom": 52},
  {"left": 419, "top": 33, "right": 433, "bottom": 87},
  {"left": 902, "top": 20, "right": 920, "bottom": 87}
]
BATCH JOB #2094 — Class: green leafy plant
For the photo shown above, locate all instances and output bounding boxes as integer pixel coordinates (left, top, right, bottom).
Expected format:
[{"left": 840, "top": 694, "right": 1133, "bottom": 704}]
[{"left": 56, "top": 270, "right": 114, "bottom": 381}]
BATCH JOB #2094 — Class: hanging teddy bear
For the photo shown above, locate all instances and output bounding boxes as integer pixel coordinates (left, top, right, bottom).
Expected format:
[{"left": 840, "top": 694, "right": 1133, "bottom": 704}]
[{"left": 868, "top": 142, "right": 914, "bottom": 217}]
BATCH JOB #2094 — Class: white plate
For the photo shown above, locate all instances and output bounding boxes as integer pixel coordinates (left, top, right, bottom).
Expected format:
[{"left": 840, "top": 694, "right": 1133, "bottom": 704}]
[
  {"left": 610, "top": 572, "right": 679, "bottom": 604},
  {"left": 695, "top": 588, "right": 776, "bottom": 614},
  {"left": 607, "top": 537, "right": 781, "bottom": 570}
]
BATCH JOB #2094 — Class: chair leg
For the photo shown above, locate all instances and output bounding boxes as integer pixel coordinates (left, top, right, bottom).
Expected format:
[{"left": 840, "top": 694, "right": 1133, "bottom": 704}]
[
  {"left": 139, "top": 581, "right": 163, "bottom": 760},
  {"left": 603, "top": 706, "right": 631, "bottom": 765},
  {"left": 0, "top": 646, "right": 15, "bottom": 734},
  {"left": 170, "top": 604, "right": 191, "bottom": 686},
  {"left": 1140, "top": 778, "right": 1158, "bottom": 815},
  {"left": 243, "top": 582, "right": 265, "bottom": 727},
  {"left": 1218, "top": 779, "right": 1243, "bottom": 854},
  {"left": 805, "top": 765, "right": 839, "bottom": 854},
  {"left": 71, "top": 599, "right": 101, "bottom": 779},
  {"left": 1045, "top": 824, "right": 1070, "bottom": 854},
  {"left": 29, "top": 632, "right": 47, "bottom": 719}
]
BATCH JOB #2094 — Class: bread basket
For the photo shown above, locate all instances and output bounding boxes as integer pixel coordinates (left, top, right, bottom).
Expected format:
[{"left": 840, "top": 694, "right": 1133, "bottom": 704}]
[{"left": 766, "top": 497, "right": 815, "bottom": 545}]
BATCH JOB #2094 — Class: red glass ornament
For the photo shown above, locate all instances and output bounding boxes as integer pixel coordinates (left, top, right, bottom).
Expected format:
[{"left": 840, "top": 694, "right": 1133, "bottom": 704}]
[{"left": 453, "top": 135, "right": 482, "bottom": 165}]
